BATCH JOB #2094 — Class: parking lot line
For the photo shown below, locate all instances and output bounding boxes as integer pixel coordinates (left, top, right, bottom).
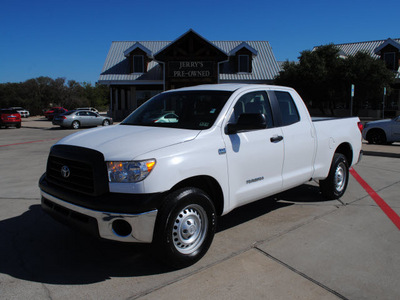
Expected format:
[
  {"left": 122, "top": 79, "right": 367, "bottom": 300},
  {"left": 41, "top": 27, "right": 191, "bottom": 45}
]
[
  {"left": 0, "top": 138, "right": 59, "bottom": 148},
  {"left": 350, "top": 168, "right": 400, "bottom": 230}
]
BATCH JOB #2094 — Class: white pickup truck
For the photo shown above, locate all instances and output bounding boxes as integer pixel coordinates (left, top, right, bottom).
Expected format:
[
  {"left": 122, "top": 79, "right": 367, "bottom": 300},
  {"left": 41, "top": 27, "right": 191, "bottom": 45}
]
[{"left": 39, "top": 84, "right": 363, "bottom": 267}]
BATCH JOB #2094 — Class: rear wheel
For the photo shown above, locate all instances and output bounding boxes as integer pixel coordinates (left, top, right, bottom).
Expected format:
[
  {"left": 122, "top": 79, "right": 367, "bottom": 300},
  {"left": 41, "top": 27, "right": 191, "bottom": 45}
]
[
  {"left": 71, "top": 121, "right": 80, "bottom": 129},
  {"left": 366, "top": 129, "right": 386, "bottom": 144},
  {"left": 102, "top": 119, "right": 110, "bottom": 126},
  {"left": 320, "top": 153, "right": 349, "bottom": 200},
  {"left": 153, "top": 187, "right": 216, "bottom": 268},
  {"left": 16, "top": 123, "right": 21, "bottom": 128}
]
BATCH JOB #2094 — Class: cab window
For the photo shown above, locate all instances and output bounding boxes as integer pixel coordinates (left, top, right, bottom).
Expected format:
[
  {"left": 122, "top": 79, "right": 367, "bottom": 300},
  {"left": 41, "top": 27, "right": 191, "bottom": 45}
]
[{"left": 230, "top": 91, "right": 273, "bottom": 128}]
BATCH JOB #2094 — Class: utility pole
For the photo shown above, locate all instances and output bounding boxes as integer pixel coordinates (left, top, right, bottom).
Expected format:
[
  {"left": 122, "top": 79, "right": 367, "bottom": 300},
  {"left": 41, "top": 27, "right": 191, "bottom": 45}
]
[
  {"left": 350, "top": 84, "right": 354, "bottom": 116},
  {"left": 382, "top": 87, "right": 386, "bottom": 119}
]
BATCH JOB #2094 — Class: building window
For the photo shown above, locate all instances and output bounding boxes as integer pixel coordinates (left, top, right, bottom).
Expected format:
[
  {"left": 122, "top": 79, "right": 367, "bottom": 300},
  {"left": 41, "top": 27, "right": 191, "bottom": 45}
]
[
  {"left": 384, "top": 52, "right": 396, "bottom": 70},
  {"left": 133, "top": 55, "right": 144, "bottom": 73},
  {"left": 238, "top": 55, "right": 250, "bottom": 73}
]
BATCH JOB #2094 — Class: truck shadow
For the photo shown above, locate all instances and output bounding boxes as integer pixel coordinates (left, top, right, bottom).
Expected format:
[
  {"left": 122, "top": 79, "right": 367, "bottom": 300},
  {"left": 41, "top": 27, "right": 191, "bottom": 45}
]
[
  {"left": 0, "top": 205, "right": 169, "bottom": 284},
  {"left": 0, "top": 184, "right": 327, "bottom": 284},
  {"left": 217, "top": 183, "right": 326, "bottom": 231}
]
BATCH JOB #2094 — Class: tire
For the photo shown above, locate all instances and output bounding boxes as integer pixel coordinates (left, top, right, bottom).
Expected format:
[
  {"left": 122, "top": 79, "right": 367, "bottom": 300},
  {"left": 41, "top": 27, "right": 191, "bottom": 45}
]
[
  {"left": 153, "top": 187, "right": 216, "bottom": 269},
  {"left": 16, "top": 123, "right": 21, "bottom": 128},
  {"left": 71, "top": 121, "right": 80, "bottom": 129},
  {"left": 366, "top": 129, "right": 386, "bottom": 145},
  {"left": 102, "top": 119, "right": 110, "bottom": 126},
  {"left": 320, "top": 153, "right": 349, "bottom": 200}
]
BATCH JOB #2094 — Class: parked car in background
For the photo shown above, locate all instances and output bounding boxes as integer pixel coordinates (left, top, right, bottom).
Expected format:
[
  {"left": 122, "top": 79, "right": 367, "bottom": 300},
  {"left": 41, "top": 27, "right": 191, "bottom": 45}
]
[
  {"left": 0, "top": 109, "right": 21, "bottom": 128},
  {"left": 44, "top": 107, "right": 68, "bottom": 120},
  {"left": 362, "top": 116, "right": 400, "bottom": 144},
  {"left": 52, "top": 110, "right": 113, "bottom": 129},
  {"left": 9, "top": 107, "right": 30, "bottom": 118},
  {"left": 76, "top": 107, "right": 99, "bottom": 113},
  {"left": 154, "top": 112, "right": 179, "bottom": 123}
]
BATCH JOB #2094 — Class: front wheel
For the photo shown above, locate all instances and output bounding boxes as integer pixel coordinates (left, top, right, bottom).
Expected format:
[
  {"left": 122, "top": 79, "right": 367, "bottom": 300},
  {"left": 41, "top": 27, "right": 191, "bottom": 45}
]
[
  {"left": 319, "top": 153, "right": 349, "bottom": 200},
  {"left": 153, "top": 187, "right": 216, "bottom": 269}
]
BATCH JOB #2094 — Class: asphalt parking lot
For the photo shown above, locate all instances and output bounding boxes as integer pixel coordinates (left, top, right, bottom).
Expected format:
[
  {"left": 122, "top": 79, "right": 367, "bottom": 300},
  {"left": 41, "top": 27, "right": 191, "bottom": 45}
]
[{"left": 1, "top": 117, "right": 399, "bottom": 299}]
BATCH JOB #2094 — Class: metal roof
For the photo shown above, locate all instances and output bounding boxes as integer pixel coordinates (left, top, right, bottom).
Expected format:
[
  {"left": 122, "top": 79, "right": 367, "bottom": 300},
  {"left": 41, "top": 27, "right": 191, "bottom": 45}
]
[
  {"left": 99, "top": 40, "right": 280, "bottom": 84},
  {"left": 314, "top": 38, "right": 400, "bottom": 59}
]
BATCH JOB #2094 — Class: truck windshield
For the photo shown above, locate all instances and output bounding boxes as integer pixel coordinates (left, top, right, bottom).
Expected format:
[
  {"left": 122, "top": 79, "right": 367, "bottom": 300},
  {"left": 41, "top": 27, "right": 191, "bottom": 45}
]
[{"left": 121, "top": 90, "right": 233, "bottom": 130}]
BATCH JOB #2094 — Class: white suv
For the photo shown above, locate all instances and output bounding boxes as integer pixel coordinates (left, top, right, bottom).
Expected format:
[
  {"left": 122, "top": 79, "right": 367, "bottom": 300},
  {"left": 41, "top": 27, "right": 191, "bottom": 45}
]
[
  {"left": 76, "top": 107, "right": 99, "bottom": 113},
  {"left": 9, "top": 107, "right": 30, "bottom": 118}
]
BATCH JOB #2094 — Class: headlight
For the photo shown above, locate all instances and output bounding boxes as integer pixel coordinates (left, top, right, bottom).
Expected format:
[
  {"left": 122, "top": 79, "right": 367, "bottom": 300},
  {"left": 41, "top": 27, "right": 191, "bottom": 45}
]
[{"left": 107, "top": 160, "right": 156, "bottom": 183}]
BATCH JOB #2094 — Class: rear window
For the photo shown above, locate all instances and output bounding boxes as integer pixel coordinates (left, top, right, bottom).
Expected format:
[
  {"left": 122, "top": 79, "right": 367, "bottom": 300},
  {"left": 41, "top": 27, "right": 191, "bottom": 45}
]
[{"left": 63, "top": 111, "right": 75, "bottom": 115}]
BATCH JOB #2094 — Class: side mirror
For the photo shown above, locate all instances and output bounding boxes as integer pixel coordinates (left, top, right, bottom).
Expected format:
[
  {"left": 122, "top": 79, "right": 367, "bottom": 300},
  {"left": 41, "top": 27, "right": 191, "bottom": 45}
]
[{"left": 226, "top": 113, "right": 267, "bottom": 134}]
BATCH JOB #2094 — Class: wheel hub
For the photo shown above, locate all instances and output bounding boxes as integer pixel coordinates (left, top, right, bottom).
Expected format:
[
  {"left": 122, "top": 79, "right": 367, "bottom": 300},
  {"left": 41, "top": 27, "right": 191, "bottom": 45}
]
[
  {"left": 335, "top": 162, "right": 346, "bottom": 192},
  {"left": 172, "top": 205, "right": 208, "bottom": 254}
]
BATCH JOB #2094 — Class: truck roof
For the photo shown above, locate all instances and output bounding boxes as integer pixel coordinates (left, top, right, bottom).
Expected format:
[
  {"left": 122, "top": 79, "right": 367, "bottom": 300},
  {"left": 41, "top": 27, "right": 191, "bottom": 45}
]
[{"left": 170, "top": 83, "right": 293, "bottom": 93}]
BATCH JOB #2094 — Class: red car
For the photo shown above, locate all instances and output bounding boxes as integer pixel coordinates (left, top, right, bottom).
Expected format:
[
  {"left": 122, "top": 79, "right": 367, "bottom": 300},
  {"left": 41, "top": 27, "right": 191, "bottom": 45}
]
[
  {"left": 44, "top": 107, "right": 68, "bottom": 120},
  {"left": 0, "top": 109, "right": 21, "bottom": 128}
]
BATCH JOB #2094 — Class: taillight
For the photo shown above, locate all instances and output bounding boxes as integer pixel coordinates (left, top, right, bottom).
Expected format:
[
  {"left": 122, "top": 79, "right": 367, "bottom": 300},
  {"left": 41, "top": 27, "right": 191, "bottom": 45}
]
[
  {"left": 357, "top": 122, "right": 363, "bottom": 133},
  {"left": 61, "top": 116, "right": 67, "bottom": 119}
]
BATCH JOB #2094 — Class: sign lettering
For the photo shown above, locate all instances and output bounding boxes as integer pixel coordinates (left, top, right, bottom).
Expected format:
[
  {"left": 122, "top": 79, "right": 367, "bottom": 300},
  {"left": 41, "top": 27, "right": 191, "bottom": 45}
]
[{"left": 169, "top": 61, "right": 214, "bottom": 78}]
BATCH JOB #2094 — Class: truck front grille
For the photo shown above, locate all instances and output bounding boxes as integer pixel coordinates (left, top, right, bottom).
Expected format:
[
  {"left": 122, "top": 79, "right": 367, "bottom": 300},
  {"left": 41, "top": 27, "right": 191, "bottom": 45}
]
[
  {"left": 47, "top": 156, "right": 95, "bottom": 194},
  {"left": 46, "top": 145, "right": 108, "bottom": 196}
]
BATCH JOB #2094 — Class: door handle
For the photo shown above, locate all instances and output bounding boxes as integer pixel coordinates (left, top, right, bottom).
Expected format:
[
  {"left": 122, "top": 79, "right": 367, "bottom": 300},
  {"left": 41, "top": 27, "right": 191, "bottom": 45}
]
[{"left": 270, "top": 135, "right": 283, "bottom": 143}]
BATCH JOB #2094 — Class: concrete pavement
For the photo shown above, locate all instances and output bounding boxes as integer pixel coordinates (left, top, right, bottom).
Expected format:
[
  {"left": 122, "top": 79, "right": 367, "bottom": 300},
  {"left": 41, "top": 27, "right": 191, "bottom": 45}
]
[{"left": 0, "top": 117, "right": 399, "bottom": 299}]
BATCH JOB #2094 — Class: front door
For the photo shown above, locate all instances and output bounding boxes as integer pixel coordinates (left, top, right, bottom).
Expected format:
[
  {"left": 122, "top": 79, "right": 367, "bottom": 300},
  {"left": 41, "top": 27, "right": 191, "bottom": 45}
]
[{"left": 222, "top": 90, "right": 284, "bottom": 211}]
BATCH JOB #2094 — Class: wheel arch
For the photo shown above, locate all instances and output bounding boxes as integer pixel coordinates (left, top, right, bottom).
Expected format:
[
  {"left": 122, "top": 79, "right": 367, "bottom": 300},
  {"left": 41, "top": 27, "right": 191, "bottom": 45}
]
[
  {"left": 170, "top": 175, "right": 224, "bottom": 216},
  {"left": 366, "top": 127, "right": 387, "bottom": 140},
  {"left": 335, "top": 142, "right": 353, "bottom": 166}
]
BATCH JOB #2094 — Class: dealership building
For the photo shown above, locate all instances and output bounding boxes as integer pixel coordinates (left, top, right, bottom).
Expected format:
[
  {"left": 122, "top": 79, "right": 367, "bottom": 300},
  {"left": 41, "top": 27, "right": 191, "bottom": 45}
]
[
  {"left": 99, "top": 30, "right": 400, "bottom": 120},
  {"left": 98, "top": 29, "right": 281, "bottom": 120}
]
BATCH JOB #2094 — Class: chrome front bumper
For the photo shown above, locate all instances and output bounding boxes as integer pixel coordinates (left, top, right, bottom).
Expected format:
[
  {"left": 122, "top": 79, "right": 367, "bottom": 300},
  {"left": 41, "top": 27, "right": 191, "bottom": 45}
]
[{"left": 41, "top": 190, "right": 157, "bottom": 243}]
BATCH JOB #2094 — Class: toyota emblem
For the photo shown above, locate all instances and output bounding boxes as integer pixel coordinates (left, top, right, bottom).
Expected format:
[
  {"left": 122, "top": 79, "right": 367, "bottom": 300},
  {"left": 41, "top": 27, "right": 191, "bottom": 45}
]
[{"left": 61, "top": 165, "right": 71, "bottom": 178}]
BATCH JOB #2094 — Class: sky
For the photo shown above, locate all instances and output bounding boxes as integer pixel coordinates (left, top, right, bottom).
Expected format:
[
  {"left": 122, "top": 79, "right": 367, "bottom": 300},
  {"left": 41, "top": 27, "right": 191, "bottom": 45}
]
[{"left": 0, "top": 0, "right": 398, "bottom": 85}]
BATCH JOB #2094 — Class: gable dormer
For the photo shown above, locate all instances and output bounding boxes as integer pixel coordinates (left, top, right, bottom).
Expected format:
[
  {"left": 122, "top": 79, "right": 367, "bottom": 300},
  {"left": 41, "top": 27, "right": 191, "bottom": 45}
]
[
  {"left": 229, "top": 42, "right": 258, "bottom": 73},
  {"left": 374, "top": 38, "right": 400, "bottom": 71},
  {"left": 154, "top": 29, "right": 227, "bottom": 61},
  {"left": 124, "top": 42, "right": 153, "bottom": 74}
]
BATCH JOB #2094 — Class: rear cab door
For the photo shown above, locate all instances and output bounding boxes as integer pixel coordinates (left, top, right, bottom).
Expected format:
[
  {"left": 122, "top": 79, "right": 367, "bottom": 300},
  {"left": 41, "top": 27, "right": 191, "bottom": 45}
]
[{"left": 268, "top": 88, "right": 317, "bottom": 189}]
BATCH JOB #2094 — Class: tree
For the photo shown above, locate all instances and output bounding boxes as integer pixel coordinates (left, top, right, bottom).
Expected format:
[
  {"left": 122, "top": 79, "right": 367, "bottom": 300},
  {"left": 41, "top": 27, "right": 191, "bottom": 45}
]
[
  {"left": 0, "top": 77, "right": 109, "bottom": 115},
  {"left": 82, "top": 82, "right": 109, "bottom": 110},
  {"left": 275, "top": 45, "right": 395, "bottom": 116},
  {"left": 344, "top": 51, "right": 394, "bottom": 112}
]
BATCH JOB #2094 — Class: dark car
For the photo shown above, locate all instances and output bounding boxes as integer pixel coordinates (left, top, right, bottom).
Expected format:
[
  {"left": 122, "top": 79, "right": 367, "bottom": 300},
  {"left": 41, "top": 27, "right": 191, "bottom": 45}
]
[
  {"left": 0, "top": 109, "right": 21, "bottom": 128},
  {"left": 44, "top": 107, "right": 68, "bottom": 120}
]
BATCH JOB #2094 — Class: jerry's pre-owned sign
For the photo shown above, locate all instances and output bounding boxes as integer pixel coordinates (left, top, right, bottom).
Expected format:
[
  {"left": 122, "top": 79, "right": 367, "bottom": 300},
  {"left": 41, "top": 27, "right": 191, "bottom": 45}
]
[{"left": 169, "top": 61, "right": 214, "bottom": 78}]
